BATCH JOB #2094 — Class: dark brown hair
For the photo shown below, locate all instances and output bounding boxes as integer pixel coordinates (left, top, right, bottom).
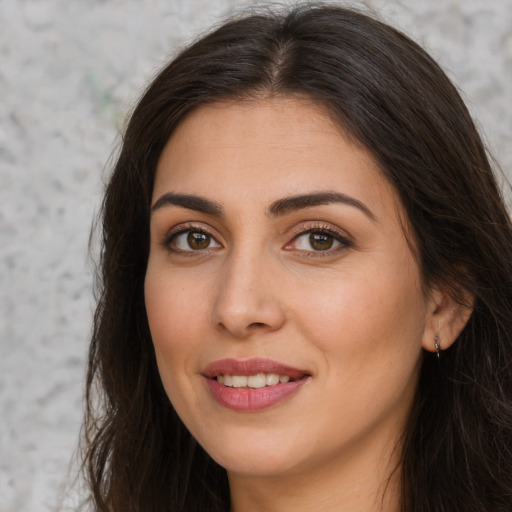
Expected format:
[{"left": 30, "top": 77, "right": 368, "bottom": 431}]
[{"left": 83, "top": 4, "right": 512, "bottom": 511}]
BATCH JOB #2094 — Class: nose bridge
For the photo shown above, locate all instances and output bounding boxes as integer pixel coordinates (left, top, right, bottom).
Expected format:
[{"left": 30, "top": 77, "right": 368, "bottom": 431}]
[{"left": 212, "top": 242, "right": 285, "bottom": 337}]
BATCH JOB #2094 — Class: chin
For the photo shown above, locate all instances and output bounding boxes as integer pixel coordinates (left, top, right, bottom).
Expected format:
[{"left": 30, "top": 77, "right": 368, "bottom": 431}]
[
  {"left": 197, "top": 424, "right": 309, "bottom": 477},
  {"left": 214, "top": 449, "right": 302, "bottom": 478}
]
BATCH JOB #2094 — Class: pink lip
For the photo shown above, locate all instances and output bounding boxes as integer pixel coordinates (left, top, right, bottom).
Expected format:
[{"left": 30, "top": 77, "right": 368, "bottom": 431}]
[
  {"left": 203, "top": 358, "right": 309, "bottom": 379},
  {"left": 203, "top": 358, "right": 311, "bottom": 412}
]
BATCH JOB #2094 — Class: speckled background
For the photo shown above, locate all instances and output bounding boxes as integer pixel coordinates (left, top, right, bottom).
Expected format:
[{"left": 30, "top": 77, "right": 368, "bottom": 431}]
[{"left": 1, "top": 1, "right": 511, "bottom": 511}]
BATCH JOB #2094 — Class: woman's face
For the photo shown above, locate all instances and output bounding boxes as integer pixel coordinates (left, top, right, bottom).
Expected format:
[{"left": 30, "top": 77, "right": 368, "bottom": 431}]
[{"left": 145, "top": 97, "right": 437, "bottom": 479}]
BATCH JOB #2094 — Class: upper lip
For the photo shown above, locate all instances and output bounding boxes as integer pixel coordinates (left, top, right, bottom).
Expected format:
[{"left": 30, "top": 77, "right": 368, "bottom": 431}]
[{"left": 203, "top": 358, "right": 310, "bottom": 380}]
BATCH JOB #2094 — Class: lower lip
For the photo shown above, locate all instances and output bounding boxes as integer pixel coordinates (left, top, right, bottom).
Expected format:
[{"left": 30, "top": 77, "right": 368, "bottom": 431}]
[{"left": 205, "top": 377, "right": 309, "bottom": 412}]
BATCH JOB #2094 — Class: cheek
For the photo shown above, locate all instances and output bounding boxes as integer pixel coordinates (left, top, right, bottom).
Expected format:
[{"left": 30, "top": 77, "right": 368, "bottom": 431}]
[
  {"left": 144, "top": 273, "right": 212, "bottom": 426},
  {"left": 144, "top": 271, "right": 208, "bottom": 389},
  {"left": 290, "top": 269, "right": 425, "bottom": 437},
  {"left": 293, "top": 261, "right": 427, "bottom": 373},
  {"left": 145, "top": 262, "right": 212, "bottom": 336}
]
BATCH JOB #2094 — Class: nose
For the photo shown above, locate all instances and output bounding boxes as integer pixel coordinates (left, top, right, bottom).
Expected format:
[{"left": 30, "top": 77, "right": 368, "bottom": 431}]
[{"left": 211, "top": 250, "right": 286, "bottom": 339}]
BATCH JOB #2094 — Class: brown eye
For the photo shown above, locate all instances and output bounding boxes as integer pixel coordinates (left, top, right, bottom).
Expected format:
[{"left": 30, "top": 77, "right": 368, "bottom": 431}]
[
  {"left": 170, "top": 230, "right": 221, "bottom": 252},
  {"left": 187, "top": 231, "right": 210, "bottom": 250},
  {"left": 309, "top": 232, "right": 334, "bottom": 251},
  {"left": 289, "top": 228, "right": 349, "bottom": 254}
]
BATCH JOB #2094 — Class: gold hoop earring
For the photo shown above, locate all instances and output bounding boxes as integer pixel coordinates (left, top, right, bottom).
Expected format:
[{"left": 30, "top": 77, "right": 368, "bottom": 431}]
[{"left": 434, "top": 335, "right": 441, "bottom": 359}]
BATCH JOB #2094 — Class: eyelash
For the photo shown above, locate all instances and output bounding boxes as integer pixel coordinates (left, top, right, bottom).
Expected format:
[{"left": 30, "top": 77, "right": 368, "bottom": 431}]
[
  {"left": 162, "top": 224, "right": 220, "bottom": 255},
  {"left": 162, "top": 223, "right": 352, "bottom": 256},
  {"left": 287, "top": 223, "right": 352, "bottom": 256}
]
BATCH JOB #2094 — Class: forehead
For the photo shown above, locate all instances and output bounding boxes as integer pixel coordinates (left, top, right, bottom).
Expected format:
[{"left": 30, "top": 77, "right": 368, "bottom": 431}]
[{"left": 153, "top": 97, "right": 399, "bottom": 219}]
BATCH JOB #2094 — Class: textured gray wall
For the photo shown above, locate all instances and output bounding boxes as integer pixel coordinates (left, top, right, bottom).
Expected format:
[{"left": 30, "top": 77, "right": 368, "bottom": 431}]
[{"left": 1, "top": 1, "right": 511, "bottom": 511}]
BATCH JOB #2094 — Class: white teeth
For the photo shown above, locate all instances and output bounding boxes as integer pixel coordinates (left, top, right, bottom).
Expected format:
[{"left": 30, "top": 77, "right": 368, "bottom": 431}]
[
  {"left": 217, "top": 372, "right": 295, "bottom": 388},
  {"left": 247, "top": 374, "right": 266, "bottom": 388},
  {"left": 266, "top": 373, "right": 280, "bottom": 386},
  {"left": 231, "top": 375, "right": 248, "bottom": 388}
]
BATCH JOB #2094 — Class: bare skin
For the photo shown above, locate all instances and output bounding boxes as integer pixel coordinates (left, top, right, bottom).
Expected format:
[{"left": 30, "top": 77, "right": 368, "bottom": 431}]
[{"left": 145, "top": 97, "right": 470, "bottom": 512}]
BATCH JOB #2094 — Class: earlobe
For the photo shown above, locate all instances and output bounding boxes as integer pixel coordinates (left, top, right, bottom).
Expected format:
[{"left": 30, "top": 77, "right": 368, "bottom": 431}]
[{"left": 421, "top": 287, "right": 473, "bottom": 354}]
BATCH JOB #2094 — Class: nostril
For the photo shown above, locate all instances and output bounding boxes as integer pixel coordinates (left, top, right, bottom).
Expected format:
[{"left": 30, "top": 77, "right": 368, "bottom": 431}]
[{"left": 249, "top": 322, "right": 266, "bottom": 328}]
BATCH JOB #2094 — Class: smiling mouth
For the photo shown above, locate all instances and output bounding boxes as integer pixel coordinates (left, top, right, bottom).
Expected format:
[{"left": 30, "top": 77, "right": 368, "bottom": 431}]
[
  {"left": 203, "top": 358, "right": 311, "bottom": 411},
  {"left": 215, "top": 373, "right": 303, "bottom": 388},
  {"left": 203, "top": 358, "right": 310, "bottom": 384}
]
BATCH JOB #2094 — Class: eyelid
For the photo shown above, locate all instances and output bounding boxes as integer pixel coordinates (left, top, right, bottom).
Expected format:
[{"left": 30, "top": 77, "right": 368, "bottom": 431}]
[
  {"left": 161, "top": 222, "right": 223, "bottom": 253},
  {"left": 159, "top": 220, "right": 352, "bottom": 255},
  {"left": 284, "top": 222, "right": 353, "bottom": 253}
]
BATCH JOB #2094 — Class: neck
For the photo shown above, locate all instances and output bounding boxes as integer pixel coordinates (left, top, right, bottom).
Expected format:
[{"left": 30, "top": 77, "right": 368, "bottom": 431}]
[{"left": 228, "top": 436, "right": 403, "bottom": 512}]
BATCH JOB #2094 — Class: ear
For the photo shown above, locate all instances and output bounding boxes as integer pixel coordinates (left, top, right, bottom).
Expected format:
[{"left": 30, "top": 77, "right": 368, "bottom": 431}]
[{"left": 422, "top": 286, "right": 473, "bottom": 353}]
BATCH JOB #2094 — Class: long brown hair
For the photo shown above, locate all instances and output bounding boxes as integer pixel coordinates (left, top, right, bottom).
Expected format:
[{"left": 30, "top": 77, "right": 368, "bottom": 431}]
[{"left": 83, "top": 4, "right": 512, "bottom": 511}]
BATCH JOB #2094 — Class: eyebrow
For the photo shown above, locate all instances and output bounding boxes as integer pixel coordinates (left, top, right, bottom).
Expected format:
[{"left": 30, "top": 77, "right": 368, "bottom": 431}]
[
  {"left": 268, "top": 191, "right": 376, "bottom": 221},
  {"left": 151, "top": 192, "right": 224, "bottom": 217},
  {"left": 151, "top": 190, "right": 376, "bottom": 221}
]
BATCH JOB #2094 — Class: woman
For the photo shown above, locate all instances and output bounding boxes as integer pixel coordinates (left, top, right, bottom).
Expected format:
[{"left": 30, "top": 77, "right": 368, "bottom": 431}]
[{"left": 82, "top": 4, "right": 512, "bottom": 511}]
